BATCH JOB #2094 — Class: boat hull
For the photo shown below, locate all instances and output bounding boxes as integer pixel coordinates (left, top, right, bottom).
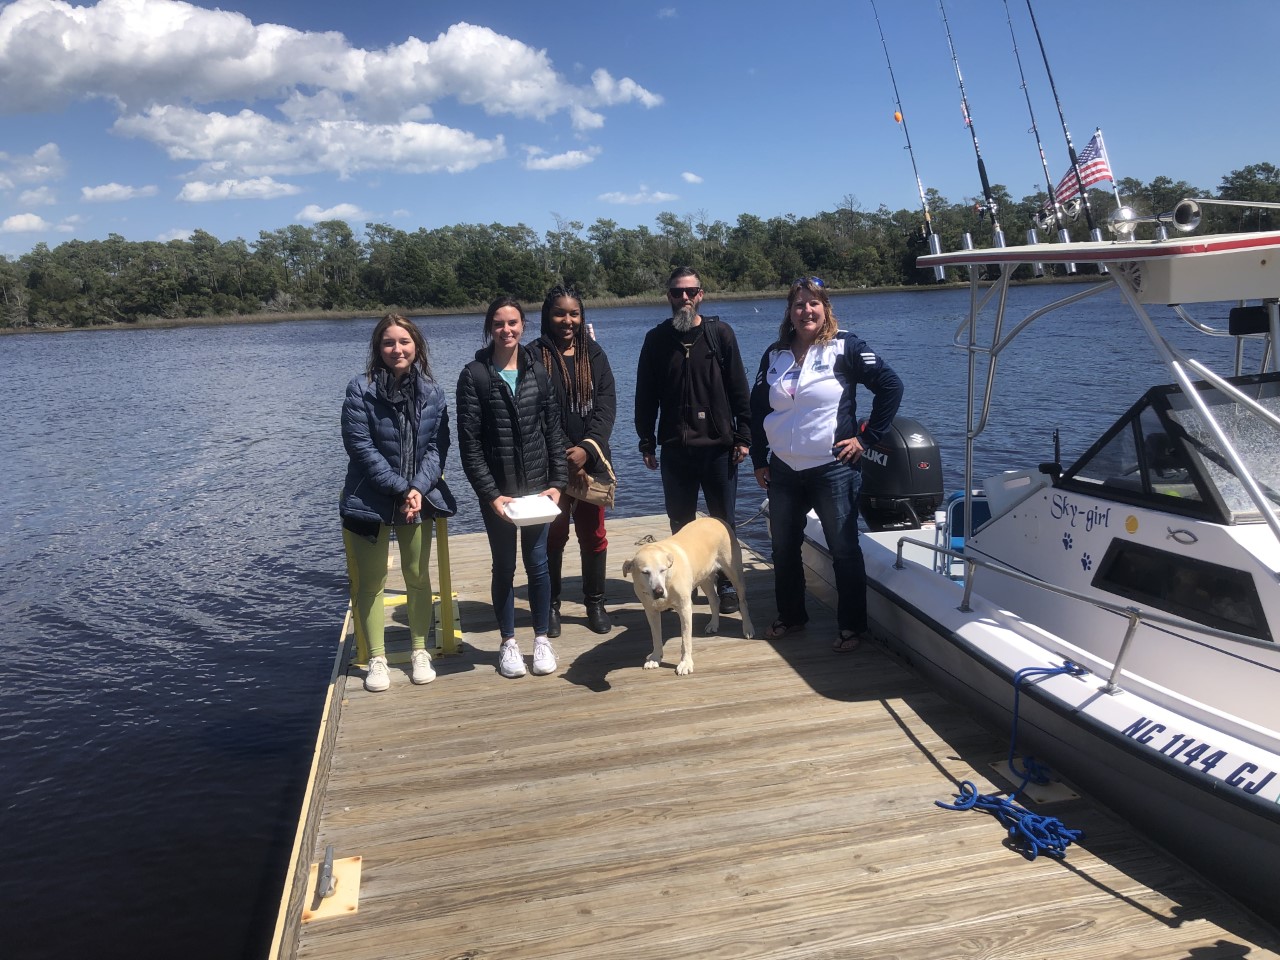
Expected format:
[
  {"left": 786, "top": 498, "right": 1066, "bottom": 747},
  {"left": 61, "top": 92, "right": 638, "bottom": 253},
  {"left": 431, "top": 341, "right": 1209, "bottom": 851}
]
[{"left": 854, "top": 529, "right": 1280, "bottom": 926}]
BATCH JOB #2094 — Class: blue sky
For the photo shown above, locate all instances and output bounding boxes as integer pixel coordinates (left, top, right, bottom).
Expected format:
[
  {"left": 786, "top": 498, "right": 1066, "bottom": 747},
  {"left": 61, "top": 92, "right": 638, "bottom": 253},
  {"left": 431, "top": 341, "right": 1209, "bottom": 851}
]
[{"left": 1, "top": 0, "right": 1277, "bottom": 258}]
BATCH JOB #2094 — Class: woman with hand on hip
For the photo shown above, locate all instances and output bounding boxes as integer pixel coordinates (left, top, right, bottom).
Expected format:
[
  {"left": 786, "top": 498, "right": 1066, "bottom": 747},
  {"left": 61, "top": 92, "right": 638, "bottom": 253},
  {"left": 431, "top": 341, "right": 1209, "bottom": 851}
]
[
  {"left": 457, "top": 297, "right": 569, "bottom": 679},
  {"left": 340, "top": 314, "right": 454, "bottom": 693},
  {"left": 749, "top": 278, "right": 903, "bottom": 652},
  {"left": 534, "top": 285, "right": 617, "bottom": 637}
]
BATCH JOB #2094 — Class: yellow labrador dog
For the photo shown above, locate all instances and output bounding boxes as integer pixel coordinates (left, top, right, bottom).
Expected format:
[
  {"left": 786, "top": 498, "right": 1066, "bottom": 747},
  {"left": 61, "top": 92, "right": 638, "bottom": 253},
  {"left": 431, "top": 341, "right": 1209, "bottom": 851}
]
[{"left": 622, "top": 517, "right": 756, "bottom": 676}]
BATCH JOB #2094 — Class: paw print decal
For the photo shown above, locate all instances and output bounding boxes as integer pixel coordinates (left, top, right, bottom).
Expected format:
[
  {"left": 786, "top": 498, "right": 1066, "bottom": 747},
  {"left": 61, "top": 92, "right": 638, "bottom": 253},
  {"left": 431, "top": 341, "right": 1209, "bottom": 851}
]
[
  {"left": 1080, "top": 553, "right": 1093, "bottom": 572},
  {"left": 1062, "top": 533, "right": 1073, "bottom": 550}
]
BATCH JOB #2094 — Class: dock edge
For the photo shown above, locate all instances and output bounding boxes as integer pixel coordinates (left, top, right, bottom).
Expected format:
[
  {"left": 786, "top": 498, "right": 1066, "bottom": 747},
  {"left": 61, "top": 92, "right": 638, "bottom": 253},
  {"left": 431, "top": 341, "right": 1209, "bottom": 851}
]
[{"left": 267, "top": 606, "right": 354, "bottom": 960}]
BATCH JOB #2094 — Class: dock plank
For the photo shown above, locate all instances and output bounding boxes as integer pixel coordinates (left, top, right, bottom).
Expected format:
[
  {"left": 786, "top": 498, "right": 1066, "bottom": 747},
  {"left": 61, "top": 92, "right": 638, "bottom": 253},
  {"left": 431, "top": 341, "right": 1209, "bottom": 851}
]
[{"left": 287, "top": 514, "right": 1280, "bottom": 960}]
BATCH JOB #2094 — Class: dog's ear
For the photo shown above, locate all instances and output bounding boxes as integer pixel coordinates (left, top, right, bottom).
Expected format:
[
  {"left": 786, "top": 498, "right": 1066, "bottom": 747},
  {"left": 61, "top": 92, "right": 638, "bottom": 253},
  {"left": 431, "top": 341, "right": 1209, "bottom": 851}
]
[
  {"left": 622, "top": 558, "right": 633, "bottom": 577},
  {"left": 662, "top": 551, "right": 674, "bottom": 571}
]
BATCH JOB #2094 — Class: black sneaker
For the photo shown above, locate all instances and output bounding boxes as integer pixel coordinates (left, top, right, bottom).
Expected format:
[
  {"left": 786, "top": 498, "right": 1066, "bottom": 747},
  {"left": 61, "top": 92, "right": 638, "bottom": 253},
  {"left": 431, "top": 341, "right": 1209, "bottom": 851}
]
[{"left": 717, "top": 583, "right": 740, "bottom": 615}]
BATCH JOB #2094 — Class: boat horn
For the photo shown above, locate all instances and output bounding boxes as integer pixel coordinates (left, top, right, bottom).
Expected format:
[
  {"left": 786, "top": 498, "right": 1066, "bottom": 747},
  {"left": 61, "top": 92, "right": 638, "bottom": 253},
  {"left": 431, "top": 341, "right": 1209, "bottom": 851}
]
[{"left": 1107, "top": 199, "right": 1201, "bottom": 240}]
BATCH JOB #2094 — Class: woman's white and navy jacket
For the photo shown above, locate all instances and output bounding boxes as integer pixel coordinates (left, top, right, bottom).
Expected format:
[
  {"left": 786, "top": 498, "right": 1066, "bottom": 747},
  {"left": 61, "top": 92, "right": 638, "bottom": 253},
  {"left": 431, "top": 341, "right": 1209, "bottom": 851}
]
[{"left": 748, "top": 332, "right": 903, "bottom": 472}]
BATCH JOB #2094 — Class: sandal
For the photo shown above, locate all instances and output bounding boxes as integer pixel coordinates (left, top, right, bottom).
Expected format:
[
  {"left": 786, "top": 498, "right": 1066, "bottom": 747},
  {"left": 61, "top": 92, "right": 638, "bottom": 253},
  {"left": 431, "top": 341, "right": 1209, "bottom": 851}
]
[
  {"left": 833, "top": 630, "right": 864, "bottom": 652},
  {"left": 766, "top": 619, "right": 805, "bottom": 639}
]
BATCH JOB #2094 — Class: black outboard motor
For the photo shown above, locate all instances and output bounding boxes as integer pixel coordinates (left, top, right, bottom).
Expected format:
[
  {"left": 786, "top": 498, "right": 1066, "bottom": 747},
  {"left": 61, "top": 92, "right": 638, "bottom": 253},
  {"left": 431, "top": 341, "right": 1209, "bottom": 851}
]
[{"left": 859, "top": 416, "right": 943, "bottom": 531}]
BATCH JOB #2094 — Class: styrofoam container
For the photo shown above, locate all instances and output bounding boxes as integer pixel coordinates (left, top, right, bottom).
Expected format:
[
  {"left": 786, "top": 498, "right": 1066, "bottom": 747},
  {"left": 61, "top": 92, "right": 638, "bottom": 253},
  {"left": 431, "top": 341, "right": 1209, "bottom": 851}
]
[{"left": 503, "top": 495, "right": 560, "bottom": 526}]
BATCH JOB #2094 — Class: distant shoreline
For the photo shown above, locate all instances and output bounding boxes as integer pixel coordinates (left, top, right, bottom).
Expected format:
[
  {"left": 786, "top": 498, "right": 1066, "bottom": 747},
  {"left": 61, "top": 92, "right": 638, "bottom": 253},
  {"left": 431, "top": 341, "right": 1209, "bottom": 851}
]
[{"left": 0, "top": 276, "right": 1098, "bottom": 336}]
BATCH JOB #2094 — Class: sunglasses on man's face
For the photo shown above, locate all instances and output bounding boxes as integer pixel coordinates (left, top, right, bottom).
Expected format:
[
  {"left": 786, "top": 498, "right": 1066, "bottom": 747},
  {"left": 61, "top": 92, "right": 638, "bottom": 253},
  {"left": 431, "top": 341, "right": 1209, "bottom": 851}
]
[{"left": 668, "top": 286, "right": 702, "bottom": 299}]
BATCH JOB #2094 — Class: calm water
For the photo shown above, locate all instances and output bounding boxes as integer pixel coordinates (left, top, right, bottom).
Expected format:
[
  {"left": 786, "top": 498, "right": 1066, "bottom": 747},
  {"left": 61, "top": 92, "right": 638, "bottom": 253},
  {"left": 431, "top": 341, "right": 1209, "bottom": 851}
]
[{"left": 0, "top": 285, "right": 1252, "bottom": 958}]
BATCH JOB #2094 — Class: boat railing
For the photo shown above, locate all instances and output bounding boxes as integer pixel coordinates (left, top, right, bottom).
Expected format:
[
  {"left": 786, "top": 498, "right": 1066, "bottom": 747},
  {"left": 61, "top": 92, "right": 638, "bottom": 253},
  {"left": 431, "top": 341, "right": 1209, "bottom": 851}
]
[{"left": 890, "top": 534, "right": 1276, "bottom": 695}]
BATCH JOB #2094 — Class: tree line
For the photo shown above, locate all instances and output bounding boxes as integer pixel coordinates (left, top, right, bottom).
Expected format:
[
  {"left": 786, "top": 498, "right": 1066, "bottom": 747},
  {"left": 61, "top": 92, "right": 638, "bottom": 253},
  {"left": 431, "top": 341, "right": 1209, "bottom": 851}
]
[{"left": 3, "top": 163, "right": 1277, "bottom": 329}]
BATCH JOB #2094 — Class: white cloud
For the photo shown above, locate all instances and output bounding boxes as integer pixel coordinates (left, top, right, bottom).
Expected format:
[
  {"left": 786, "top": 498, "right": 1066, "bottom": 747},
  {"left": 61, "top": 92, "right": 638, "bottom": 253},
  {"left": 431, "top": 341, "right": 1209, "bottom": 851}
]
[
  {"left": 117, "top": 105, "right": 507, "bottom": 178},
  {"left": 1, "top": 213, "right": 51, "bottom": 232},
  {"left": 296, "top": 203, "right": 366, "bottom": 223},
  {"left": 0, "top": 4, "right": 660, "bottom": 179},
  {"left": 81, "top": 182, "right": 159, "bottom": 202},
  {"left": 523, "top": 146, "right": 600, "bottom": 171},
  {"left": 0, "top": 142, "right": 66, "bottom": 189},
  {"left": 569, "top": 105, "right": 605, "bottom": 131},
  {"left": 158, "top": 228, "right": 193, "bottom": 241},
  {"left": 658, "top": 7, "right": 677, "bottom": 18},
  {"left": 0, "top": 0, "right": 354, "bottom": 112},
  {"left": 18, "top": 186, "right": 56, "bottom": 205},
  {"left": 590, "top": 69, "right": 662, "bottom": 109},
  {"left": 681, "top": 171, "right": 703, "bottom": 184},
  {"left": 598, "top": 186, "right": 678, "bottom": 205},
  {"left": 177, "top": 176, "right": 303, "bottom": 202}
]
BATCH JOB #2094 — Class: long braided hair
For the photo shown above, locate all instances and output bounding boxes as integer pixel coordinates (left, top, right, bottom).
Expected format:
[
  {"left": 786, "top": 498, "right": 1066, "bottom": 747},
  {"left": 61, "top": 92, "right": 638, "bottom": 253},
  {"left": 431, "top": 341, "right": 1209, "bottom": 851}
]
[{"left": 539, "top": 285, "right": 594, "bottom": 417}]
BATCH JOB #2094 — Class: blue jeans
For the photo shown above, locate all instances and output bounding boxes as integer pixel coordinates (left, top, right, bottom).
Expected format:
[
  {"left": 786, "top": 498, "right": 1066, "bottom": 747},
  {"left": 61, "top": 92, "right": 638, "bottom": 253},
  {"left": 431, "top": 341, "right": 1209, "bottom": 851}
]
[
  {"left": 659, "top": 443, "right": 738, "bottom": 534},
  {"left": 482, "top": 507, "right": 551, "bottom": 638},
  {"left": 767, "top": 457, "right": 866, "bottom": 633}
]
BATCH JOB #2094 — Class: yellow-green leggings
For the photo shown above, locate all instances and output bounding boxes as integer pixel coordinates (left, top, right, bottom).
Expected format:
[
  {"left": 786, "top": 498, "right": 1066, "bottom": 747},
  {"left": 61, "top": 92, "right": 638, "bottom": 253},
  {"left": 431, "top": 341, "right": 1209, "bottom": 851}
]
[{"left": 342, "top": 522, "right": 433, "bottom": 662}]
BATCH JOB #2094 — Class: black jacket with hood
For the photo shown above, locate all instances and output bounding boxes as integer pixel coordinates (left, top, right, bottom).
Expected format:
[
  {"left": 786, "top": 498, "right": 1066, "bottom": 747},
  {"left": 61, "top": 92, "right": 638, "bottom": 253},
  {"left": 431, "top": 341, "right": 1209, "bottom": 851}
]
[
  {"left": 634, "top": 316, "right": 752, "bottom": 455},
  {"left": 532, "top": 334, "right": 617, "bottom": 469}
]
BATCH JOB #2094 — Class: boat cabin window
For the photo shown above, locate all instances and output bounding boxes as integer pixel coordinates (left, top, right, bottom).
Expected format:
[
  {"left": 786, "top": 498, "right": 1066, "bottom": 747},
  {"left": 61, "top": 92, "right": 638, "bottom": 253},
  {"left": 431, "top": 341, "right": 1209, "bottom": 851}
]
[
  {"left": 1058, "top": 372, "right": 1280, "bottom": 524},
  {"left": 1093, "top": 540, "right": 1271, "bottom": 642}
]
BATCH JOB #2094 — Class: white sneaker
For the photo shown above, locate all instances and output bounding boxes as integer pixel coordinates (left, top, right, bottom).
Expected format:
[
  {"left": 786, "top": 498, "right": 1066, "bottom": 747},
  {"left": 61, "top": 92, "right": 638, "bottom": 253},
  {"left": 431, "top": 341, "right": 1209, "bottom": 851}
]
[
  {"left": 532, "top": 637, "right": 557, "bottom": 676},
  {"left": 499, "top": 638, "right": 526, "bottom": 678},
  {"left": 411, "top": 649, "right": 436, "bottom": 685},
  {"left": 365, "top": 655, "right": 390, "bottom": 692}
]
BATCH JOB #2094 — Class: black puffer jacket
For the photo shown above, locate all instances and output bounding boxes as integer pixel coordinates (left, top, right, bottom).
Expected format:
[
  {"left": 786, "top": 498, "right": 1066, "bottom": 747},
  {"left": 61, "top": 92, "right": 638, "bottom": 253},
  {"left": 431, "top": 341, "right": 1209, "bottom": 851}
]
[{"left": 457, "top": 344, "right": 569, "bottom": 505}]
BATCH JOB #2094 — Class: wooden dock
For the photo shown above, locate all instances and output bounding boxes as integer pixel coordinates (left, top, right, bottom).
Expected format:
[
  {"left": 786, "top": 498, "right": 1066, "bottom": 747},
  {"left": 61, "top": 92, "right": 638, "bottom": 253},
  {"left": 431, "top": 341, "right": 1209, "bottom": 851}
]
[{"left": 273, "top": 514, "right": 1280, "bottom": 960}]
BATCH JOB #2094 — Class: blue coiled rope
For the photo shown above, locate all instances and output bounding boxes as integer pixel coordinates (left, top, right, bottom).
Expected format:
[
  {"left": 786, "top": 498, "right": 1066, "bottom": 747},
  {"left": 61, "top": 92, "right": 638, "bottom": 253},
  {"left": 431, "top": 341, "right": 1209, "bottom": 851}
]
[{"left": 935, "top": 661, "right": 1088, "bottom": 860}]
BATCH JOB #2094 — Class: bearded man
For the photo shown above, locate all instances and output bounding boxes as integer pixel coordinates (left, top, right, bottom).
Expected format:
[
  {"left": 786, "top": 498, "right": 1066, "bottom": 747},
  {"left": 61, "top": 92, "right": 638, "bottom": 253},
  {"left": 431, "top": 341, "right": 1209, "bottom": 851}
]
[{"left": 634, "top": 267, "right": 752, "bottom": 613}]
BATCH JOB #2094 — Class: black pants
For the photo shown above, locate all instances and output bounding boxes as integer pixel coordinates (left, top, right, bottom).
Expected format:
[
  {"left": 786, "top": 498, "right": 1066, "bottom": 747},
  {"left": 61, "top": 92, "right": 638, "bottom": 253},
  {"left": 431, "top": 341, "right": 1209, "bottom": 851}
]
[{"left": 659, "top": 443, "right": 738, "bottom": 535}]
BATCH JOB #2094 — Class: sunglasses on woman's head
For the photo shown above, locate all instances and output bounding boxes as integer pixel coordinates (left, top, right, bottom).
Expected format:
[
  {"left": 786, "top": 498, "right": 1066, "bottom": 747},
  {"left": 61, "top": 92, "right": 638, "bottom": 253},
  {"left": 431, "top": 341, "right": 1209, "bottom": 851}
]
[{"left": 791, "top": 276, "right": 824, "bottom": 288}]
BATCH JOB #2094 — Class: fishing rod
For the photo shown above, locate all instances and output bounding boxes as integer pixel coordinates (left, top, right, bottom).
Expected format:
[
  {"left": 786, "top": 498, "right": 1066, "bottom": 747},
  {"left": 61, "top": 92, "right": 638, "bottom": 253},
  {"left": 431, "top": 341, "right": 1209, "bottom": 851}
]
[
  {"left": 938, "top": 0, "right": 1004, "bottom": 248},
  {"left": 1002, "top": 0, "right": 1058, "bottom": 235},
  {"left": 1024, "top": 0, "right": 1099, "bottom": 238},
  {"left": 869, "top": 0, "right": 944, "bottom": 280},
  {"left": 1002, "top": 0, "right": 1075, "bottom": 276}
]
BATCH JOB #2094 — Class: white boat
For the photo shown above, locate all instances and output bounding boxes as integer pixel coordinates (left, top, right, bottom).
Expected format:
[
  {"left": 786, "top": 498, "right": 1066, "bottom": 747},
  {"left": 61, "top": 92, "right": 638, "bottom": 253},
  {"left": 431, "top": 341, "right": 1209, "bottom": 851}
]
[{"left": 798, "top": 207, "right": 1280, "bottom": 923}]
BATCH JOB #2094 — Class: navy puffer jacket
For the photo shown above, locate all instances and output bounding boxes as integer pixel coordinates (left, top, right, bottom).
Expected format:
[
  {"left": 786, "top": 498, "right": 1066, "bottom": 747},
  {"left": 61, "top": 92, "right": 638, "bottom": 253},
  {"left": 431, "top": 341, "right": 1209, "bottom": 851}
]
[
  {"left": 340, "top": 370, "right": 453, "bottom": 525},
  {"left": 456, "top": 344, "right": 569, "bottom": 505}
]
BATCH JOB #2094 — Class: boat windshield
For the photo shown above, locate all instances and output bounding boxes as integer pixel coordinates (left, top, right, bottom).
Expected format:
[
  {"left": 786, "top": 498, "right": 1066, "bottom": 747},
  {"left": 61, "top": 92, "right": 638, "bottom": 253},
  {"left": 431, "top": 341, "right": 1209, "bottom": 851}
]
[
  {"left": 1169, "top": 377, "right": 1280, "bottom": 520},
  {"left": 1059, "top": 373, "right": 1280, "bottom": 524}
]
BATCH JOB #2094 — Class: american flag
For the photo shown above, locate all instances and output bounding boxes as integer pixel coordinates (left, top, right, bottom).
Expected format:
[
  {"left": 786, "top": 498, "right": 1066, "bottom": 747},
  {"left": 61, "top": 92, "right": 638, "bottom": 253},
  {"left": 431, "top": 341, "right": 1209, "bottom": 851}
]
[{"left": 1052, "top": 132, "right": 1112, "bottom": 205}]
